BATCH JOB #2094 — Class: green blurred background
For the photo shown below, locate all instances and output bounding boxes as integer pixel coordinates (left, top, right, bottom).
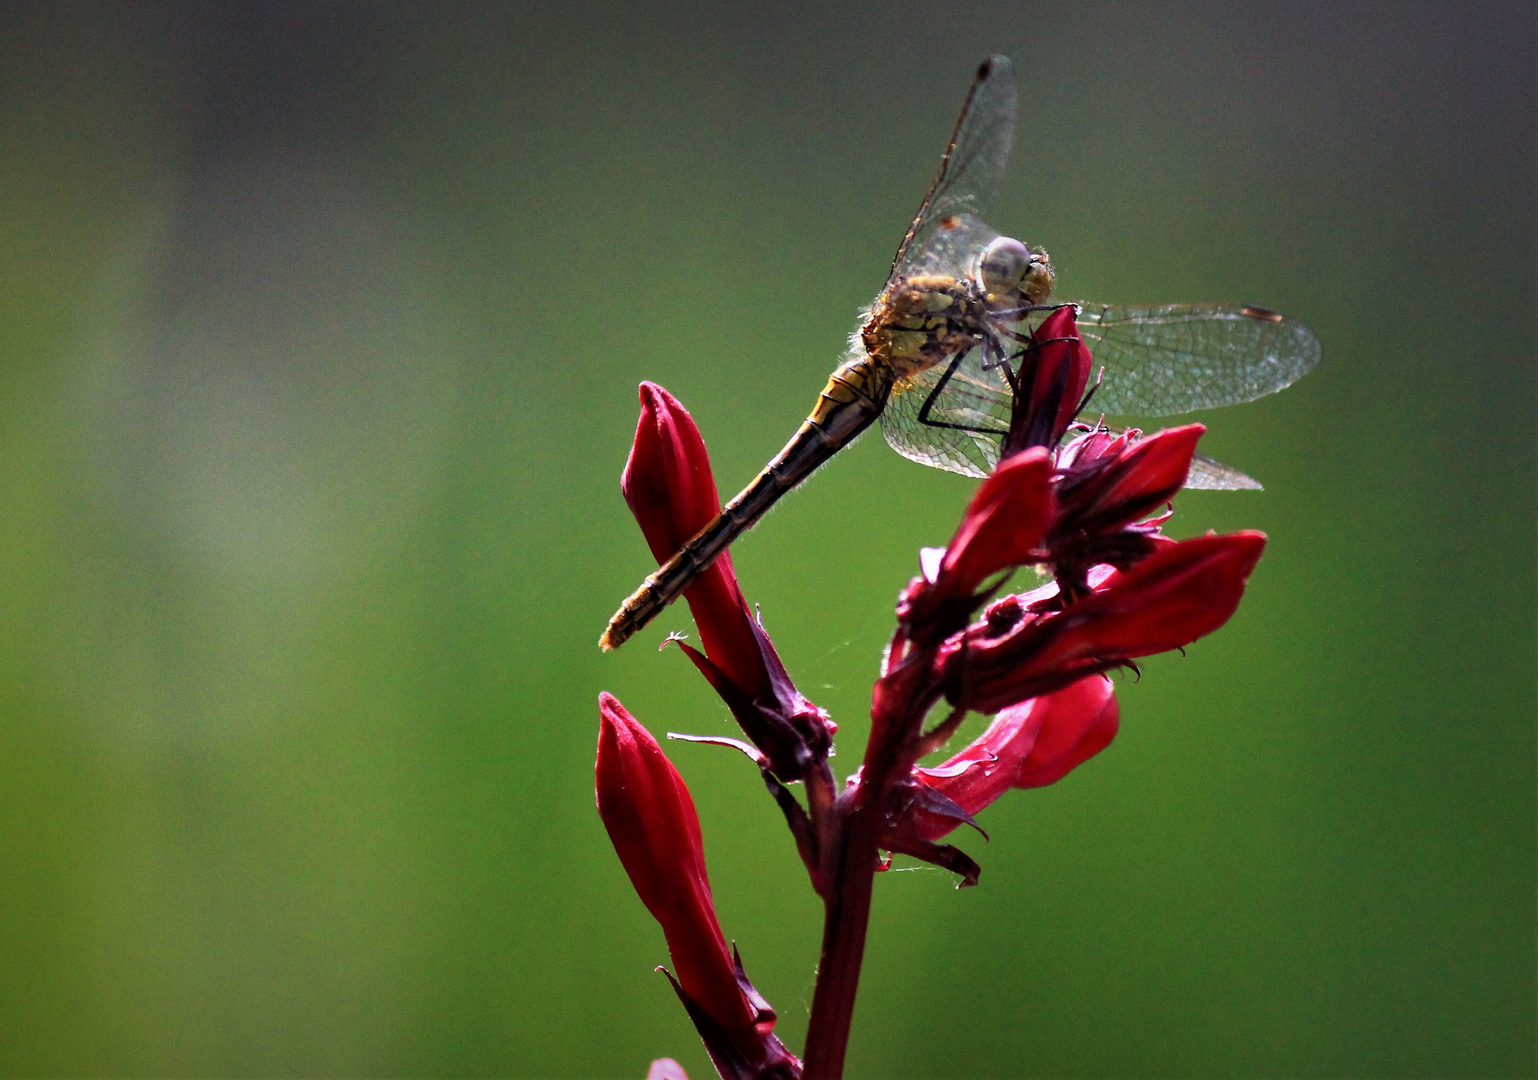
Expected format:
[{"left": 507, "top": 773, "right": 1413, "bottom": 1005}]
[{"left": 0, "top": 2, "right": 1531, "bottom": 1076}]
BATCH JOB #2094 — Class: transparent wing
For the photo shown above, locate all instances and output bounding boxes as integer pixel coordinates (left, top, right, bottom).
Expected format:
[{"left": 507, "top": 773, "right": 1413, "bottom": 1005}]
[
  {"left": 1071, "top": 303, "right": 1322, "bottom": 417},
  {"left": 883, "top": 358, "right": 1268, "bottom": 490},
  {"left": 887, "top": 55, "right": 1017, "bottom": 284},
  {"left": 1186, "top": 451, "right": 1262, "bottom": 490},
  {"left": 881, "top": 344, "right": 1012, "bottom": 478},
  {"left": 898, "top": 213, "right": 999, "bottom": 281}
]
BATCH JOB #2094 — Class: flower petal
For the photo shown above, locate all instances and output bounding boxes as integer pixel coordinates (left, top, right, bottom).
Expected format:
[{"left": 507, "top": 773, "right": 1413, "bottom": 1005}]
[
  {"left": 938, "top": 446, "right": 1055, "bottom": 592},
  {"left": 914, "top": 675, "right": 1118, "bottom": 838},
  {"left": 945, "top": 532, "right": 1267, "bottom": 714},
  {"left": 1013, "top": 675, "right": 1119, "bottom": 788}
]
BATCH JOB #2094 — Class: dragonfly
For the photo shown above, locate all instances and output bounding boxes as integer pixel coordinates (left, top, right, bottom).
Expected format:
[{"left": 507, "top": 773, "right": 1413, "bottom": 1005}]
[{"left": 600, "top": 54, "right": 1319, "bottom": 651}]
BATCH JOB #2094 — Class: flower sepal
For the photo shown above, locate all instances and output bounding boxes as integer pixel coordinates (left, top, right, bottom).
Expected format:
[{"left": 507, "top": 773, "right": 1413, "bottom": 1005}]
[
  {"left": 660, "top": 962, "right": 802, "bottom": 1080},
  {"left": 664, "top": 617, "right": 833, "bottom": 782},
  {"left": 869, "top": 776, "right": 986, "bottom": 887}
]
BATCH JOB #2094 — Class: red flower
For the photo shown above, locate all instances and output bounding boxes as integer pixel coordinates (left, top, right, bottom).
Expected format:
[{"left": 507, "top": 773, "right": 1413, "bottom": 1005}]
[
  {"left": 1048, "top": 424, "right": 1206, "bottom": 587},
  {"left": 938, "top": 531, "right": 1267, "bottom": 715},
  {"left": 911, "top": 675, "right": 1119, "bottom": 840},
  {"left": 622, "top": 383, "right": 831, "bottom": 781},
  {"left": 1056, "top": 424, "right": 1203, "bottom": 534},
  {"left": 1000, "top": 305, "right": 1094, "bottom": 458},
  {"left": 596, "top": 693, "right": 750, "bottom": 1031},
  {"left": 622, "top": 383, "right": 763, "bottom": 695},
  {"left": 595, "top": 694, "right": 799, "bottom": 1079}
]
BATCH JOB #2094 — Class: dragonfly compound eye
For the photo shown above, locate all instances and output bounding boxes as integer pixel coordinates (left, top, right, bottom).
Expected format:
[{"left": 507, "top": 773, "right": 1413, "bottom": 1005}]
[
  {"left": 1021, "top": 249, "right": 1055, "bottom": 305},
  {"left": 978, "top": 235, "right": 1032, "bottom": 297}
]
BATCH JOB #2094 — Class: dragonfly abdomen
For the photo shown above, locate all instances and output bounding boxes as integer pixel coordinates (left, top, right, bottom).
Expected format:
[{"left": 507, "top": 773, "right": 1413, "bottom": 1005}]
[{"left": 600, "top": 355, "right": 891, "bottom": 651}]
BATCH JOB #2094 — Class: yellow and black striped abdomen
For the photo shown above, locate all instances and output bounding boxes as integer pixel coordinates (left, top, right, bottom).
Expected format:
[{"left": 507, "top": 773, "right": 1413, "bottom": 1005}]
[{"left": 599, "top": 355, "right": 892, "bottom": 651}]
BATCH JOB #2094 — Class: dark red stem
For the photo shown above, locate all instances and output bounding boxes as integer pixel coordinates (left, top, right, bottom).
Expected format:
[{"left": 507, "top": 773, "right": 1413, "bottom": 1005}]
[
  {"left": 800, "top": 795, "right": 880, "bottom": 1079},
  {"left": 801, "top": 642, "right": 935, "bottom": 1079}
]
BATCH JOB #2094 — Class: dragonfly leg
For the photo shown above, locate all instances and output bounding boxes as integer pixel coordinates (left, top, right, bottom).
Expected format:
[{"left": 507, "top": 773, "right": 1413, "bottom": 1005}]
[
  {"left": 978, "top": 334, "right": 1021, "bottom": 397},
  {"left": 1004, "top": 330, "right": 1077, "bottom": 348},
  {"left": 1074, "top": 367, "right": 1106, "bottom": 421},
  {"left": 986, "top": 300, "right": 1079, "bottom": 322},
  {"left": 916, "top": 349, "right": 1009, "bottom": 436}
]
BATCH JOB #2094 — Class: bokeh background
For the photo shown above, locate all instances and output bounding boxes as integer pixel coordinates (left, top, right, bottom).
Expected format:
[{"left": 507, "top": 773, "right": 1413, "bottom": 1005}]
[{"left": 0, "top": 2, "right": 1532, "bottom": 1076}]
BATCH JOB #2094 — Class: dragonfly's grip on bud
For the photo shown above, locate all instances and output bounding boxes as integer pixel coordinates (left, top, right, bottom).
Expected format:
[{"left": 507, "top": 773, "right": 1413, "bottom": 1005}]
[{"left": 600, "top": 356, "right": 891, "bottom": 651}]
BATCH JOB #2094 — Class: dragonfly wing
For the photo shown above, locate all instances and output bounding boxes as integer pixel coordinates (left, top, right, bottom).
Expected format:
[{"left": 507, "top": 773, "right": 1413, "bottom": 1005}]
[
  {"left": 883, "top": 361, "right": 1268, "bottom": 490},
  {"left": 1072, "top": 303, "right": 1321, "bottom": 417},
  {"left": 888, "top": 55, "right": 1018, "bottom": 284},
  {"left": 881, "top": 344, "right": 1013, "bottom": 478},
  {"left": 899, "top": 213, "right": 999, "bottom": 280},
  {"left": 1185, "top": 451, "right": 1263, "bottom": 490}
]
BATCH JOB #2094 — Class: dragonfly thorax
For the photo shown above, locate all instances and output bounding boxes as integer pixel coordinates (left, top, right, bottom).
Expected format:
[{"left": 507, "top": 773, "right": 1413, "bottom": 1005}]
[
  {"left": 978, "top": 235, "right": 1055, "bottom": 307},
  {"left": 861, "top": 274, "right": 989, "bottom": 380}
]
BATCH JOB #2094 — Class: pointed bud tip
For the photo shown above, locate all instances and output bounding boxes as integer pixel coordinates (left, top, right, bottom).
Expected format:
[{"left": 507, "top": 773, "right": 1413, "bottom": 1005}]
[
  {"left": 637, "top": 379, "right": 674, "bottom": 403},
  {"left": 1229, "top": 529, "right": 1268, "bottom": 572},
  {"left": 597, "top": 692, "right": 651, "bottom": 765}
]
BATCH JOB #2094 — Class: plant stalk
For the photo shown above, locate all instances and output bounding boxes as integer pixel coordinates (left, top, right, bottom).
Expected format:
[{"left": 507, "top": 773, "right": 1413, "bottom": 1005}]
[
  {"left": 800, "top": 675, "right": 921, "bottom": 1079},
  {"left": 800, "top": 796, "right": 880, "bottom": 1080}
]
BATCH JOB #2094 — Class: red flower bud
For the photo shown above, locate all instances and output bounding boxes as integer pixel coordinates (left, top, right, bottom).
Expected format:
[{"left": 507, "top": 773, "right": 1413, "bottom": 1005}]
[
  {"left": 912, "top": 676, "right": 1118, "bottom": 840},
  {"left": 621, "top": 383, "right": 764, "bottom": 697},
  {"left": 596, "top": 695, "right": 800, "bottom": 1078},
  {"left": 1001, "top": 306, "right": 1093, "bottom": 457},
  {"left": 595, "top": 693, "right": 753, "bottom": 1034},
  {"left": 622, "top": 384, "right": 832, "bottom": 780},
  {"left": 941, "top": 531, "right": 1266, "bottom": 715}
]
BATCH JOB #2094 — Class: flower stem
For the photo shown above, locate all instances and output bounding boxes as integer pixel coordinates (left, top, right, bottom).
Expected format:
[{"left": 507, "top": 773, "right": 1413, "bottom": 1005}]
[
  {"left": 802, "top": 630, "right": 944, "bottom": 1077},
  {"left": 800, "top": 797, "right": 880, "bottom": 1079},
  {"left": 802, "top": 687, "right": 917, "bottom": 1080}
]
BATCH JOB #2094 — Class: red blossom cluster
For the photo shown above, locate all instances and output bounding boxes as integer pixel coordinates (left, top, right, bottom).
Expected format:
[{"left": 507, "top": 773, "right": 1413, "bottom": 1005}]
[{"left": 595, "top": 309, "right": 1266, "bottom": 1080}]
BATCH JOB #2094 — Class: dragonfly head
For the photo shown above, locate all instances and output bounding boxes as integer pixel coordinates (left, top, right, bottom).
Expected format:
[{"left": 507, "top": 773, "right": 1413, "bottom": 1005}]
[{"left": 978, "top": 235, "right": 1055, "bottom": 306}]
